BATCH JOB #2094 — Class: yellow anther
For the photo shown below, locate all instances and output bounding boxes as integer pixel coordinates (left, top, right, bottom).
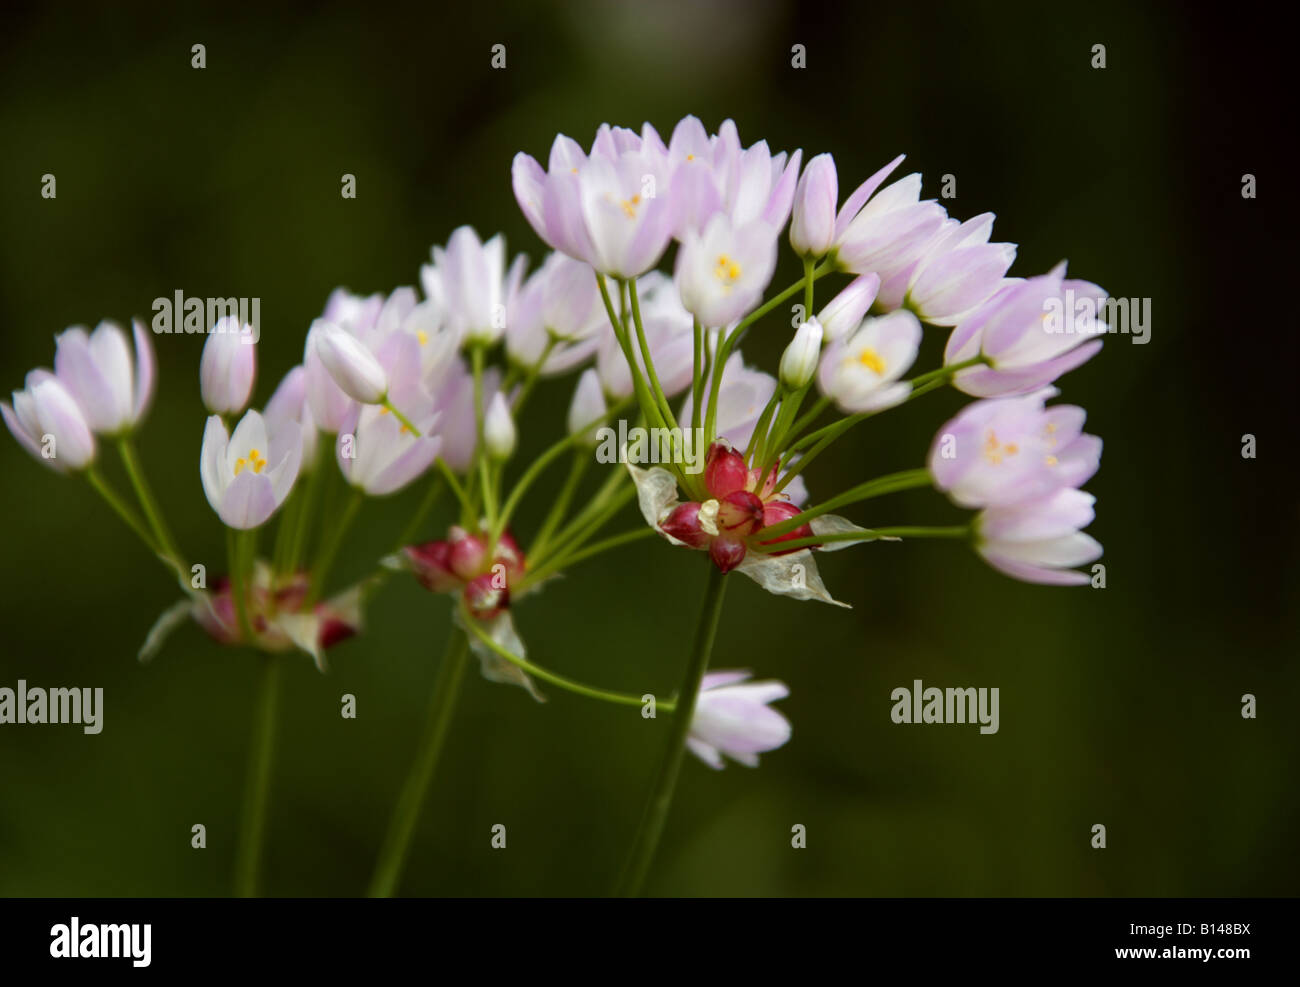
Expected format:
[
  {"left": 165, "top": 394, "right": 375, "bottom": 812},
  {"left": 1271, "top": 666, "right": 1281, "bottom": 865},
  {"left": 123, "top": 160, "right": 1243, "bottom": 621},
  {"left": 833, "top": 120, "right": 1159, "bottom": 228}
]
[
  {"left": 982, "top": 429, "right": 1020, "bottom": 466},
  {"left": 416, "top": 329, "right": 429, "bottom": 346},
  {"left": 713, "top": 254, "right": 742, "bottom": 285},
  {"left": 856, "top": 347, "right": 885, "bottom": 375}
]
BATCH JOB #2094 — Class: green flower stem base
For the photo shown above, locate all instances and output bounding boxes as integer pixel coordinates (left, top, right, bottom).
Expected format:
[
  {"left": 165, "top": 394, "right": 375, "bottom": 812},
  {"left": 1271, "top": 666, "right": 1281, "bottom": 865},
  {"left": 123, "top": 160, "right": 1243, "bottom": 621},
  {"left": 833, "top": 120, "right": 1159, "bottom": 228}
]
[
  {"left": 234, "top": 655, "right": 282, "bottom": 897},
  {"left": 367, "top": 630, "right": 471, "bottom": 897},
  {"left": 616, "top": 564, "right": 729, "bottom": 896}
]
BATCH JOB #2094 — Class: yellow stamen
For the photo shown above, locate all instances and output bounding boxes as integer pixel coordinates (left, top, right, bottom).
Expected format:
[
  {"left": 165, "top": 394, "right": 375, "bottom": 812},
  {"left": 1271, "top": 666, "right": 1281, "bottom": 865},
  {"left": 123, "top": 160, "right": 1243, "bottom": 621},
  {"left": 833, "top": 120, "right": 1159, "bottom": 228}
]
[
  {"left": 856, "top": 347, "right": 885, "bottom": 375},
  {"left": 620, "top": 194, "right": 641, "bottom": 219},
  {"left": 416, "top": 329, "right": 429, "bottom": 346},
  {"left": 982, "top": 430, "right": 1020, "bottom": 466},
  {"left": 713, "top": 254, "right": 742, "bottom": 286}
]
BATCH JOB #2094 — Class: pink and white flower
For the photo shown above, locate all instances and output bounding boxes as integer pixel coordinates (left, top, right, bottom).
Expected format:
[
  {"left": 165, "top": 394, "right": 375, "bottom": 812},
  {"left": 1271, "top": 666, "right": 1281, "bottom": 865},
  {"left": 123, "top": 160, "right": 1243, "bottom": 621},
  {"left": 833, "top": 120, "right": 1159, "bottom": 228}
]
[
  {"left": 2, "top": 370, "right": 97, "bottom": 472},
  {"left": 817, "top": 310, "right": 922, "bottom": 413},
  {"left": 53, "top": 320, "right": 155, "bottom": 434},
  {"left": 928, "top": 388, "right": 1101, "bottom": 508},
  {"left": 975, "top": 487, "right": 1103, "bottom": 585},
  {"left": 675, "top": 213, "right": 780, "bottom": 328},
  {"left": 944, "top": 264, "right": 1107, "bottom": 397},
  {"left": 687, "top": 670, "right": 792, "bottom": 769},
  {"left": 200, "top": 410, "right": 302, "bottom": 529},
  {"left": 200, "top": 317, "right": 256, "bottom": 415}
]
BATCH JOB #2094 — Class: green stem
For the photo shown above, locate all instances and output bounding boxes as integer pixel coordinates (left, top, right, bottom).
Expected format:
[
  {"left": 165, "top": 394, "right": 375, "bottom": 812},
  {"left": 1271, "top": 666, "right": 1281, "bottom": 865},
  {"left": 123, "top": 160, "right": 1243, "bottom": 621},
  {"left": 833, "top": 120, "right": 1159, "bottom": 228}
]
[
  {"left": 234, "top": 656, "right": 282, "bottom": 897},
  {"left": 616, "top": 564, "right": 729, "bottom": 896},
  {"left": 116, "top": 437, "right": 183, "bottom": 566},
  {"left": 906, "top": 355, "right": 988, "bottom": 390},
  {"left": 528, "top": 451, "right": 588, "bottom": 561},
  {"left": 381, "top": 397, "right": 421, "bottom": 436},
  {"left": 367, "top": 630, "right": 471, "bottom": 897},
  {"left": 627, "top": 277, "right": 678, "bottom": 431},
  {"left": 227, "top": 527, "right": 255, "bottom": 642},
  {"left": 512, "top": 338, "right": 558, "bottom": 415},
  {"left": 527, "top": 482, "right": 636, "bottom": 577},
  {"left": 394, "top": 476, "right": 444, "bottom": 549},
  {"left": 85, "top": 468, "right": 162, "bottom": 558},
  {"left": 596, "top": 273, "right": 669, "bottom": 438},
  {"left": 786, "top": 395, "right": 831, "bottom": 443},
  {"left": 460, "top": 599, "right": 662, "bottom": 710},
  {"left": 520, "top": 526, "right": 653, "bottom": 590},
  {"left": 307, "top": 488, "right": 363, "bottom": 605},
  {"left": 760, "top": 468, "right": 934, "bottom": 540}
]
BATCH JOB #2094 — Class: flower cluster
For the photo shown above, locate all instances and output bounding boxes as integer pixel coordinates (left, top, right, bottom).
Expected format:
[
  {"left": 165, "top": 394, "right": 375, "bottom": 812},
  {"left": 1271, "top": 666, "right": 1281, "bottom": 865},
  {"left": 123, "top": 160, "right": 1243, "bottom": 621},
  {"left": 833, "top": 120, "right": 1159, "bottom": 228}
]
[{"left": 5, "top": 113, "right": 1110, "bottom": 795}]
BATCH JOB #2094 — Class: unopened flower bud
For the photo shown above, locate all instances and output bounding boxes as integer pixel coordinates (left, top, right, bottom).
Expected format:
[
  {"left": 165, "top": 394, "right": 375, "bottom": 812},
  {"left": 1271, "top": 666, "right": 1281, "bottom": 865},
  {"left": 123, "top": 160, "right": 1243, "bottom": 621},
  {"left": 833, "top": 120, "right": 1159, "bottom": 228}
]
[
  {"left": 779, "top": 319, "right": 824, "bottom": 390},
  {"left": 484, "top": 392, "right": 516, "bottom": 460}
]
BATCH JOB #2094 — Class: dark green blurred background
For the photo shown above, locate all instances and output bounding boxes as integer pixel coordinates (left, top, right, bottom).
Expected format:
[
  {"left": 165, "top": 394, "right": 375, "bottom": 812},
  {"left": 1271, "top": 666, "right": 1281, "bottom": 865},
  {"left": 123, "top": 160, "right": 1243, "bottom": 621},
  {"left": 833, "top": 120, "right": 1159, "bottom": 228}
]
[{"left": 1, "top": 0, "right": 1296, "bottom": 896}]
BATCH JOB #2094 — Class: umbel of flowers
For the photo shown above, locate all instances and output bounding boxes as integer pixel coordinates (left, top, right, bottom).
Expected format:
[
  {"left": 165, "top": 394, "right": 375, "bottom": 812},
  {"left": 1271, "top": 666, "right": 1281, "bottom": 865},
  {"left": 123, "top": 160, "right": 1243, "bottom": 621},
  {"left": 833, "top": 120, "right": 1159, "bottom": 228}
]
[{"left": 3, "top": 113, "right": 1107, "bottom": 898}]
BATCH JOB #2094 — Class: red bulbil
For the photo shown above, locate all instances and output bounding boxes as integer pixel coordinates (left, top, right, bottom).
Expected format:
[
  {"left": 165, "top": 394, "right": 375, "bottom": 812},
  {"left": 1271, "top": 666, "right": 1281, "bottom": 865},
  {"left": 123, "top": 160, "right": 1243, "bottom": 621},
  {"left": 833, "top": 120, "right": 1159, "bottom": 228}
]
[
  {"left": 657, "top": 445, "right": 817, "bottom": 572},
  {"left": 448, "top": 528, "right": 488, "bottom": 581},
  {"left": 709, "top": 537, "right": 748, "bottom": 573},
  {"left": 660, "top": 502, "right": 710, "bottom": 547},
  {"left": 716, "top": 490, "right": 764, "bottom": 535},
  {"left": 405, "top": 525, "right": 526, "bottom": 613},
  {"left": 464, "top": 571, "right": 509, "bottom": 618},
  {"left": 404, "top": 539, "right": 460, "bottom": 593},
  {"left": 704, "top": 442, "right": 749, "bottom": 498},
  {"left": 757, "top": 500, "right": 813, "bottom": 555},
  {"left": 195, "top": 569, "right": 360, "bottom": 656}
]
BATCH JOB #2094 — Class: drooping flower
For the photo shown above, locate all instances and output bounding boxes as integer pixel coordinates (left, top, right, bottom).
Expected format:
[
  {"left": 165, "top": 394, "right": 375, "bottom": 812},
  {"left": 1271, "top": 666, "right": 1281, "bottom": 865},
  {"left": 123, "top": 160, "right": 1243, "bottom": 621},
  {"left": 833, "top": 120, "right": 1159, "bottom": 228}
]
[
  {"left": 817, "top": 310, "right": 922, "bottom": 413},
  {"left": 311, "top": 321, "right": 388, "bottom": 404},
  {"left": 886, "top": 213, "right": 1016, "bottom": 325},
  {"left": 928, "top": 388, "right": 1101, "bottom": 508},
  {"left": 687, "top": 670, "right": 792, "bottom": 769},
  {"left": 817, "top": 273, "right": 881, "bottom": 342},
  {"left": 199, "top": 317, "right": 257, "bottom": 415},
  {"left": 200, "top": 410, "right": 302, "bottom": 529},
  {"left": 830, "top": 156, "right": 947, "bottom": 281},
  {"left": 944, "top": 264, "right": 1108, "bottom": 397},
  {"left": 975, "top": 487, "right": 1102, "bottom": 585},
  {"left": 53, "top": 319, "right": 155, "bottom": 434},
  {"left": 304, "top": 320, "right": 359, "bottom": 433},
  {"left": 334, "top": 333, "right": 442, "bottom": 496},
  {"left": 2, "top": 370, "right": 97, "bottom": 472}
]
